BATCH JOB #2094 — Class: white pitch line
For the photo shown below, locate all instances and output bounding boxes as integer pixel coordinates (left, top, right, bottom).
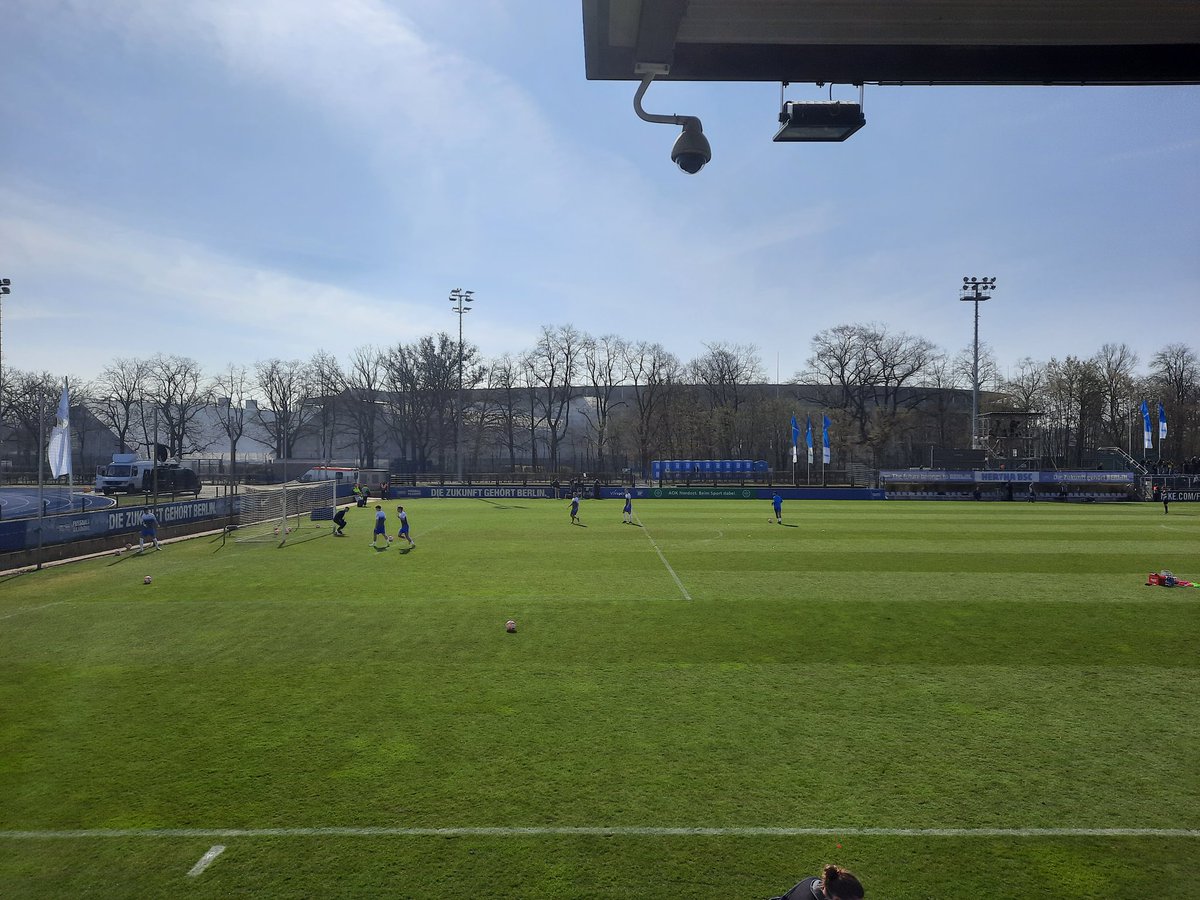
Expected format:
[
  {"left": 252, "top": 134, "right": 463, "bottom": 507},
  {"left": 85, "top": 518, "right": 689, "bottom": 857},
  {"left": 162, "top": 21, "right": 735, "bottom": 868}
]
[
  {"left": 635, "top": 516, "right": 691, "bottom": 601},
  {"left": 1, "top": 826, "right": 1197, "bottom": 839},
  {"left": 186, "top": 844, "right": 225, "bottom": 877},
  {"left": 0, "top": 601, "right": 68, "bottom": 621}
]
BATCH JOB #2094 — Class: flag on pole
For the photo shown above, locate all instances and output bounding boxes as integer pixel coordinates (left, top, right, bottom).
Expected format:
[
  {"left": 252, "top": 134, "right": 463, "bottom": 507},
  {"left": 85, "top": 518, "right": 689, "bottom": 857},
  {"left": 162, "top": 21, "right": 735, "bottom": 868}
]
[
  {"left": 790, "top": 414, "right": 799, "bottom": 463},
  {"left": 1140, "top": 400, "right": 1152, "bottom": 450},
  {"left": 1158, "top": 403, "right": 1168, "bottom": 440},
  {"left": 822, "top": 415, "right": 831, "bottom": 465},
  {"left": 805, "top": 416, "right": 813, "bottom": 464},
  {"left": 48, "top": 381, "right": 72, "bottom": 479}
]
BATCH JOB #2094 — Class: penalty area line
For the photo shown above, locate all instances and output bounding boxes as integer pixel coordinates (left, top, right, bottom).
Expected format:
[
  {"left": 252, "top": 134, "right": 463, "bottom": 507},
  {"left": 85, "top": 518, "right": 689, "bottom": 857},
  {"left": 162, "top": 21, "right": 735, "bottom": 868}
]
[
  {"left": 2, "top": 826, "right": 1197, "bottom": 840},
  {"left": 187, "top": 844, "right": 225, "bottom": 877},
  {"left": 635, "top": 516, "right": 691, "bottom": 601}
]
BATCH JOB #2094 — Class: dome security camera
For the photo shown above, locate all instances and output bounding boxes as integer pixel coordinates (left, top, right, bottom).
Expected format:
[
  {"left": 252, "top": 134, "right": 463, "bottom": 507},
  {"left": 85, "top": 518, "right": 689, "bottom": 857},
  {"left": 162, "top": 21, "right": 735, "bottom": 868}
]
[{"left": 671, "top": 120, "right": 711, "bottom": 174}]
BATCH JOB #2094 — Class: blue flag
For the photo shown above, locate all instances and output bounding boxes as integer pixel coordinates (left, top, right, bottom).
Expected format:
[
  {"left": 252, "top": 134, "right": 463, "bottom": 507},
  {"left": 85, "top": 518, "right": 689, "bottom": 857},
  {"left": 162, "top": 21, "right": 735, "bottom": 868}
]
[
  {"left": 1140, "top": 400, "right": 1152, "bottom": 450},
  {"left": 805, "top": 416, "right": 813, "bottom": 464},
  {"left": 790, "top": 414, "right": 799, "bottom": 447},
  {"left": 822, "top": 415, "right": 831, "bottom": 464},
  {"left": 1158, "top": 403, "right": 1168, "bottom": 440}
]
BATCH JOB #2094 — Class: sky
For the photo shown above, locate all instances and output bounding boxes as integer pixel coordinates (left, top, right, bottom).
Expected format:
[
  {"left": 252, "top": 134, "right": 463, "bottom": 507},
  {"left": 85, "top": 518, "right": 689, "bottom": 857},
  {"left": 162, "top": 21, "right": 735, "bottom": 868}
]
[{"left": 2, "top": 0, "right": 1198, "bottom": 389}]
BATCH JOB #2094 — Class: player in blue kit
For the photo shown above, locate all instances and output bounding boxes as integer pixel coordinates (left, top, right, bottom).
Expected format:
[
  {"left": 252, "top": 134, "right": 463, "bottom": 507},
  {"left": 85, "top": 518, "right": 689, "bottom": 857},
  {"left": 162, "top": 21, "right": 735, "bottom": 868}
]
[
  {"left": 371, "top": 505, "right": 388, "bottom": 548},
  {"left": 395, "top": 506, "right": 415, "bottom": 548},
  {"left": 138, "top": 508, "right": 162, "bottom": 552},
  {"left": 771, "top": 491, "right": 783, "bottom": 524},
  {"left": 622, "top": 489, "right": 633, "bottom": 524}
]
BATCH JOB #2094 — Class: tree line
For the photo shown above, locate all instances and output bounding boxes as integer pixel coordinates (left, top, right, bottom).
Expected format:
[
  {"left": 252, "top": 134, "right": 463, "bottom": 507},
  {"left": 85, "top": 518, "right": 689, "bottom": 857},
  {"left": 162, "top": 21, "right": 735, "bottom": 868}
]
[{"left": 1, "top": 324, "right": 1196, "bottom": 476}]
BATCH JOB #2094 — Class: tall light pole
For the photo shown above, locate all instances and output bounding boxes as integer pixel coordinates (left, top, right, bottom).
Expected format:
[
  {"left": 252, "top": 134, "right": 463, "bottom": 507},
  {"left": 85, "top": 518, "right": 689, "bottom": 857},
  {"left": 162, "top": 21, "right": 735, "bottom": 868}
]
[
  {"left": 960, "top": 276, "right": 997, "bottom": 451},
  {"left": 448, "top": 288, "right": 474, "bottom": 481},
  {"left": 0, "top": 278, "right": 10, "bottom": 423}
]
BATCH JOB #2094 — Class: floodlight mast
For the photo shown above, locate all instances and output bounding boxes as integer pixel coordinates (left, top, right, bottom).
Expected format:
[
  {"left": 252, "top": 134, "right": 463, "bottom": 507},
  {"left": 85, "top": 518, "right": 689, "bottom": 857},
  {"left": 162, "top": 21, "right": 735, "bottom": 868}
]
[{"left": 960, "top": 276, "right": 997, "bottom": 451}]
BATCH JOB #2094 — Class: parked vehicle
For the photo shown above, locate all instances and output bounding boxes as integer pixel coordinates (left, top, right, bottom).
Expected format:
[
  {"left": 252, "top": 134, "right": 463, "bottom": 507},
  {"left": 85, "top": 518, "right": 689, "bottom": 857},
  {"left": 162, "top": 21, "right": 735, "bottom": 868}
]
[{"left": 94, "top": 453, "right": 201, "bottom": 495}]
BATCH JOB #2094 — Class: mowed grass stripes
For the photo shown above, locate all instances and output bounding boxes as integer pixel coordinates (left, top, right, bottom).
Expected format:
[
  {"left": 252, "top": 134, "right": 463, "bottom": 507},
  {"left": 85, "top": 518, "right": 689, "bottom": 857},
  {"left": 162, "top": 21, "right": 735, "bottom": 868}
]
[{"left": 1, "top": 499, "right": 1197, "bottom": 898}]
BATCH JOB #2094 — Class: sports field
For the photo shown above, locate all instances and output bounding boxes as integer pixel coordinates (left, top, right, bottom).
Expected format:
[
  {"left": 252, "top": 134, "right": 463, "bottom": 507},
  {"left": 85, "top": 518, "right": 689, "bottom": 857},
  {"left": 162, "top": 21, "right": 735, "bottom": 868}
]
[{"left": 1, "top": 498, "right": 1197, "bottom": 898}]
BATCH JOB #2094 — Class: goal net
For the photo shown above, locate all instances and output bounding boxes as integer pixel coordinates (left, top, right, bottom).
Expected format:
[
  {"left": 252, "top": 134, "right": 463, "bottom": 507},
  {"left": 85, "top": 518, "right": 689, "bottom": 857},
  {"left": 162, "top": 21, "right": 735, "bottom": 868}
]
[{"left": 234, "top": 480, "right": 337, "bottom": 544}]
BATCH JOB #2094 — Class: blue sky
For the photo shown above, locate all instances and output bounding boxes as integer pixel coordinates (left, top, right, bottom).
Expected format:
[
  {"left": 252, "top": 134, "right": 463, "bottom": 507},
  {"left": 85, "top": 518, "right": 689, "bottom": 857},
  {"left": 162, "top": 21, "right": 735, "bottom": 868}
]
[{"left": 2, "top": 0, "right": 1198, "bottom": 386}]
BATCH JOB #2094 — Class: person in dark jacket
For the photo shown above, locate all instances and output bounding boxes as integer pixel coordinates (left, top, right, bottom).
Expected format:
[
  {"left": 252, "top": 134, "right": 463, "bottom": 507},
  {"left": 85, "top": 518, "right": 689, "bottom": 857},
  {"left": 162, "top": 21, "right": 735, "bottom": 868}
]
[{"left": 771, "top": 864, "right": 864, "bottom": 900}]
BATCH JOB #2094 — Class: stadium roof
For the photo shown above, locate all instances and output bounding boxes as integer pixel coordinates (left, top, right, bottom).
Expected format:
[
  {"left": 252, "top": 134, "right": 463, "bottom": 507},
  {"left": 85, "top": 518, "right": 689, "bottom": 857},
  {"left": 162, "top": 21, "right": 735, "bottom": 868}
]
[{"left": 582, "top": 0, "right": 1200, "bottom": 85}]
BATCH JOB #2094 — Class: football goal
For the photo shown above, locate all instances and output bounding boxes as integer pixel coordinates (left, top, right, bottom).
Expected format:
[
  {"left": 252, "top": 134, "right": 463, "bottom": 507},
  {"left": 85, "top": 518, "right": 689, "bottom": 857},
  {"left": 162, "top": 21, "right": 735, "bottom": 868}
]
[{"left": 234, "top": 480, "right": 337, "bottom": 544}]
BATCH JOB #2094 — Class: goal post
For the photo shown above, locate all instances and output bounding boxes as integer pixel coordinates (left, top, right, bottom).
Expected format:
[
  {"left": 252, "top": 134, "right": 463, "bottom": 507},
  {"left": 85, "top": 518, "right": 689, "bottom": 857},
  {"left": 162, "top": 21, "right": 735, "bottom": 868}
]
[{"left": 234, "top": 480, "right": 337, "bottom": 544}]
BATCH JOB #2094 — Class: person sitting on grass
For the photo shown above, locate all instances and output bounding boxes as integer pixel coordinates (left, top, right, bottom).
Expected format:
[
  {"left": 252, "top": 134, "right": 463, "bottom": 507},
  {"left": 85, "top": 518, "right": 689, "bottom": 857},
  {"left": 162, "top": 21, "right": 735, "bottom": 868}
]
[{"left": 771, "top": 864, "right": 864, "bottom": 900}]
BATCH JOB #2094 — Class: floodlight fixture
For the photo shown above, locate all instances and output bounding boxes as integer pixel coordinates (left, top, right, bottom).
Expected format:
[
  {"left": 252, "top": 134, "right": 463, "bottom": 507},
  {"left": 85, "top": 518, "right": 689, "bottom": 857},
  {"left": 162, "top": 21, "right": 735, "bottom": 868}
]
[
  {"left": 774, "top": 100, "right": 865, "bottom": 142},
  {"left": 633, "top": 70, "right": 711, "bottom": 175}
]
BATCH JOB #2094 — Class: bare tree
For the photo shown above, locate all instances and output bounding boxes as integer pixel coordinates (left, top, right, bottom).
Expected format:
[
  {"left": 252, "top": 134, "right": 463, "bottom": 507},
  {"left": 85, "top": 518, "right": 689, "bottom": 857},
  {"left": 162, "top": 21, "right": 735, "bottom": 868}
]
[
  {"left": 527, "top": 324, "right": 583, "bottom": 471},
  {"left": 1148, "top": 343, "right": 1200, "bottom": 462},
  {"left": 144, "top": 354, "right": 211, "bottom": 458},
  {"left": 253, "top": 358, "right": 317, "bottom": 460},
  {"left": 688, "top": 342, "right": 765, "bottom": 457},
  {"left": 580, "top": 333, "right": 626, "bottom": 473},
  {"left": 384, "top": 334, "right": 460, "bottom": 473},
  {"left": 308, "top": 350, "right": 345, "bottom": 463},
  {"left": 619, "top": 341, "right": 681, "bottom": 473},
  {"left": 1091, "top": 343, "right": 1139, "bottom": 449},
  {"left": 1043, "top": 356, "right": 1104, "bottom": 466},
  {"left": 91, "top": 357, "right": 149, "bottom": 453},
  {"left": 210, "top": 364, "right": 252, "bottom": 475},
  {"left": 342, "top": 347, "right": 387, "bottom": 468},
  {"left": 479, "top": 353, "right": 528, "bottom": 473},
  {"left": 4, "top": 369, "right": 61, "bottom": 469}
]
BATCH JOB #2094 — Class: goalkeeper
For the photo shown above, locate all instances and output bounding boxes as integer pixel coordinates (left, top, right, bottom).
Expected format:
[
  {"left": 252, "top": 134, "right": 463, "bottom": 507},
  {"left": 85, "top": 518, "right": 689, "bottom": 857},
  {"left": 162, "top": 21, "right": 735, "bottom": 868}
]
[{"left": 332, "top": 507, "right": 348, "bottom": 536}]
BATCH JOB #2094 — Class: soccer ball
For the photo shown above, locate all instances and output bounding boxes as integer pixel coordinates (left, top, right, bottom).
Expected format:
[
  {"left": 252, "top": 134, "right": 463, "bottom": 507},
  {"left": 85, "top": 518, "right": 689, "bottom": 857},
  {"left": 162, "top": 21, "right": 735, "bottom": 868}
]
[
  {"left": 505, "top": 620, "right": 517, "bottom": 633},
  {"left": 387, "top": 536, "right": 394, "bottom": 543},
  {"left": 125, "top": 543, "right": 133, "bottom": 551},
  {"left": 143, "top": 575, "right": 153, "bottom": 585},
  {"left": 114, "top": 549, "right": 122, "bottom": 557}
]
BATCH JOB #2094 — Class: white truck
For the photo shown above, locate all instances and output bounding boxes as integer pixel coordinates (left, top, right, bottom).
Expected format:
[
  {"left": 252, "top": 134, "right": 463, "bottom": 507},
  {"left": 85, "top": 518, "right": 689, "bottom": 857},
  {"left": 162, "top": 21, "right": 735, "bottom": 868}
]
[{"left": 94, "top": 452, "right": 201, "bottom": 495}]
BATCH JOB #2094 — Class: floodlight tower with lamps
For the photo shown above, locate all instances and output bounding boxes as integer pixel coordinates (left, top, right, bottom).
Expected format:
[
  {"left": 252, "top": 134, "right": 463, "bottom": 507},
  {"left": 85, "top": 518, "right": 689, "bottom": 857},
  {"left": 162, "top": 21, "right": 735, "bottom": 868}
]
[
  {"left": 960, "top": 276, "right": 997, "bottom": 451},
  {"left": 448, "top": 288, "right": 475, "bottom": 482},
  {"left": 0, "top": 278, "right": 10, "bottom": 421}
]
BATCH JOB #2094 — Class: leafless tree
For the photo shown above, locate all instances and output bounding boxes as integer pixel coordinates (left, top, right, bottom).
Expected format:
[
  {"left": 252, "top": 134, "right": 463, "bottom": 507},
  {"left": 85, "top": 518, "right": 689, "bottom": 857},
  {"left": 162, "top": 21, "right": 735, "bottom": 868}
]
[
  {"left": 91, "top": 357, "right": 149, "bottom": 453},
  {"left": 3, "top": 369, "right": 61, "bottom": 469},
  {"left": 144, "top": 354, "right": 211, "bottom": 458},
  {"left": 580, "top": 333, "right": 626, "bottom": 473},
  {"left": 688, "top": 342, "right": 765, "bottom": 457},
  {"left": 1091, "top": 343, "right": 1139, "bottom": 449},
  {"left": 253, "top": 358, "right": 317, "bottom": 460},
  {"left": 1148, "top": 343, "right": 1200, "bottom": 462},
  {"left": 342, "top": 346, "right": 388, "bottom": 468},
  {"left": 308, "top": 350, "right": 345, "bottom": 463},
  {"left": 618, "top": 341, "right": 681, "bottom": 473},
  {"left": 1043, "top": 356, "right": 1104, "bottom": 465},
  {"left": 479, "top": 353, "right": 528, "bottom": 473},
  {"left": 210, "top": 364, "right": 252, "bottom": 475},
  {"left": 527, "top": 324, "right": 583, "bottom": 471}
]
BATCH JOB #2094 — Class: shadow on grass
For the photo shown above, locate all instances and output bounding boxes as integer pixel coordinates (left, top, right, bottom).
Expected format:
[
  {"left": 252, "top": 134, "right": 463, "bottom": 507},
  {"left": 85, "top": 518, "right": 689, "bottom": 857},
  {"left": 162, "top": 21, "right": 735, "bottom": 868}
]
[{"left": 479, "top": 499, "right": 528, "bottom": 510}]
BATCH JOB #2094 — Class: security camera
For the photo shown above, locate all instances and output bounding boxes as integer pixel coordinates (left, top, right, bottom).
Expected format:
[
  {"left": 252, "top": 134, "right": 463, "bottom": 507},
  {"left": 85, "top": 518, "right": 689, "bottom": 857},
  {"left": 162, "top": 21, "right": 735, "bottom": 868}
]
[
  {"left": 633, "top": 71, "right": 712, "bottom": 175},
  {"left": 671, "top": 120, "right": 711, "bottom": 174}
]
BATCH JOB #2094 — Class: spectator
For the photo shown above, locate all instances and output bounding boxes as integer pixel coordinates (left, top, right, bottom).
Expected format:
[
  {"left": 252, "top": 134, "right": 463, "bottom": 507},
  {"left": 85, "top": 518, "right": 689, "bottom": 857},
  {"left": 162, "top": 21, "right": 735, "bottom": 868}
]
[{"left": 771, "top": 863, "right": 865, "bottom": 899}]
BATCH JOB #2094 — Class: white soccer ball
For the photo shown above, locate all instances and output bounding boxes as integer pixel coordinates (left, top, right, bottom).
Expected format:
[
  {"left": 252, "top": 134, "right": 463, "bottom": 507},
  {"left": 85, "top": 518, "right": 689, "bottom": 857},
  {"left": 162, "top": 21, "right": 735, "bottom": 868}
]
[
  {"left": 125, "top": 543, "right": 133, "bottom": 551},
  {"left": 505, "top": 619, "right": 517, "bottom": 633},
  {"left": 143, "top": 575, "right": 152, "bottom": 585},
  {"left": 387, "top": 535, "right": 394, "bottom": 543}
]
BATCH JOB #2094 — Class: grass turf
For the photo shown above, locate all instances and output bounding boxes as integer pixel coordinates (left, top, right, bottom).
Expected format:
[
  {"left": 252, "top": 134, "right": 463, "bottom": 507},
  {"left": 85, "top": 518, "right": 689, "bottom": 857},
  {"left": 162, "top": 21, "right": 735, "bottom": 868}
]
[{"left": 1, "top": 499, "right": 1197, "bottom": 898}]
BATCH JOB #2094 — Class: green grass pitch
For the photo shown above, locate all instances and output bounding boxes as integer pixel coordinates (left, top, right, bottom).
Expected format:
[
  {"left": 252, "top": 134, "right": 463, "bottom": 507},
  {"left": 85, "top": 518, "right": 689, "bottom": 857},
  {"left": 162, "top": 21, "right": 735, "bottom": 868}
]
[{"left": 1, "top": 498, "right": 1197, "bottom": 898}]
